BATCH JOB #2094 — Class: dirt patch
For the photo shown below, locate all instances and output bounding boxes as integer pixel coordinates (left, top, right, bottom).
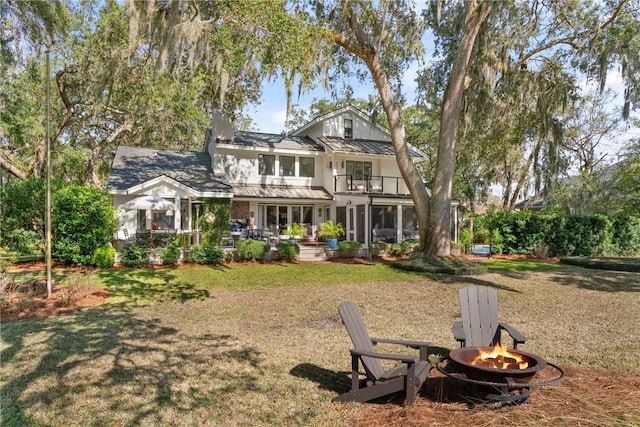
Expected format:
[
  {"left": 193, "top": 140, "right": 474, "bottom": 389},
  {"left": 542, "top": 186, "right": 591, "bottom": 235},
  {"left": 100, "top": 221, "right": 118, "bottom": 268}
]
[{"left": 1, "top": 286, "right": 109, "bottom": 323}]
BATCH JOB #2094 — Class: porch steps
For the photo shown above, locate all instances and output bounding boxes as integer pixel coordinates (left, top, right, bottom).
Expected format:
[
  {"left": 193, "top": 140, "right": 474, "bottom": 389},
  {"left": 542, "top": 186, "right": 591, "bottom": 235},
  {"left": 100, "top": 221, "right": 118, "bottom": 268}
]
[{"left": 297, "top": 245, "right": 329, "bottom": 262}]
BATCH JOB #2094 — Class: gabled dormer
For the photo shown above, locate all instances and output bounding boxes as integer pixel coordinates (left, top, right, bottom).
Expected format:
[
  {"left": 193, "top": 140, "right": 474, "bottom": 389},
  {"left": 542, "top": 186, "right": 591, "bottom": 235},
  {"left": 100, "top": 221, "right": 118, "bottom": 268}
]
[{"left": 291, "top": 105, "right": 391, "bottom": 141}]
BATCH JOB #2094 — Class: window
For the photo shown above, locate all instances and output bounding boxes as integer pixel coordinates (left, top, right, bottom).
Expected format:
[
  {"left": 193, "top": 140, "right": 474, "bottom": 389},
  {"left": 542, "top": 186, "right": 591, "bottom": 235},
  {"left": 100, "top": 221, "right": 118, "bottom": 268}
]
[
  {"left": 152, "top": 210, "right": 174, "bottom": 230},
  {"left": 137, "top": 210, "right": 147, "bottom": 230},
  {"left": 279, "top": 155, "right": 295, "bottom": 176},
  {"left": 259, "top": 154, "right": 275, "bottom": 175},
  {"left": 345, "top": 161, "right": 372, "bottom": 180},
  {"left": 344, "top": 119, "right": 353, "bottom": 139},
  {"left": 299, "top": 157, "right": 315, "bottom": 177}
]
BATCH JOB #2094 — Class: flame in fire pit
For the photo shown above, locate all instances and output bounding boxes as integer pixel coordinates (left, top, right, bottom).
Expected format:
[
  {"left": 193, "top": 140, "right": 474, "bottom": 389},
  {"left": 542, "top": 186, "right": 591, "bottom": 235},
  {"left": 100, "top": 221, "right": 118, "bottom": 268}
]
[{"left": 471, "top": 342, "right": 529, "bottom": 370}]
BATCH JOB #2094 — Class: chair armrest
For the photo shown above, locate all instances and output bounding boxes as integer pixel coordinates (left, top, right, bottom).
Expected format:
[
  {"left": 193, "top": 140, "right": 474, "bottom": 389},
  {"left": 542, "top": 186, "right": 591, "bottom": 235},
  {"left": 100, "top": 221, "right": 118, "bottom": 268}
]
[
  {"left": 499, "top": 322, "right": 527, "bottom": 345},
  {"left": 370, "top": 337, "right": 430, "bottom": 350},
  {"left": 452, "top": 321, "right": 466, "bottom": 345},
  {"left": 350, "top": 348, "right": 419, "bottom": 364}
]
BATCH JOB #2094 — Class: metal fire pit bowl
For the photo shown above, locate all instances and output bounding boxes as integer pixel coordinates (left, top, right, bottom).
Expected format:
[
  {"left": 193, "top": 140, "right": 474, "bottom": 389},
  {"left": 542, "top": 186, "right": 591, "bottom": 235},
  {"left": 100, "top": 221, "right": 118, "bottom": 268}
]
[
  {"left": 437, "top": 347, "right": 564, "bottom": 406},
  {"left": 449, "top": 346, "right": 547, "bottom": 384}
]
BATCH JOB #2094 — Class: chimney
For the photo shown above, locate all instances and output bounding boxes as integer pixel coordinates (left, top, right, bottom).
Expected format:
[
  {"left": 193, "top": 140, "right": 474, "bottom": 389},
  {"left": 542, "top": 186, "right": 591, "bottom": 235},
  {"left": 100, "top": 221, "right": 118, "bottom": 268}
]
[{"left": 208, "top": 110, "right": 234, "bottom": 174}]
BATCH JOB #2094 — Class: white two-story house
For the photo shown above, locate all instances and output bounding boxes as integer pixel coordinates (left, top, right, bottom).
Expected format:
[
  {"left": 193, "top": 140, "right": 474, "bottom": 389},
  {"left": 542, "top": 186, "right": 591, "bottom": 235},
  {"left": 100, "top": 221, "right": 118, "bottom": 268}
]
[{"left": 108, "top": 105, "right": 457, "bottom": 247}]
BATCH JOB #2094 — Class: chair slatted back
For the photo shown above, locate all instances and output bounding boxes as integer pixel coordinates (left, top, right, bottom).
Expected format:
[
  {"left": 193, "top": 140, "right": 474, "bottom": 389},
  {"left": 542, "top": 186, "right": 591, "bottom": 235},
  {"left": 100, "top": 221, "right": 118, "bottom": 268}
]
[
  {"left": 459, "top": 286, "right": 501, "bottom": 347},
  {"left": 338, "top": 301, "right": 385, "bottom": 381}
]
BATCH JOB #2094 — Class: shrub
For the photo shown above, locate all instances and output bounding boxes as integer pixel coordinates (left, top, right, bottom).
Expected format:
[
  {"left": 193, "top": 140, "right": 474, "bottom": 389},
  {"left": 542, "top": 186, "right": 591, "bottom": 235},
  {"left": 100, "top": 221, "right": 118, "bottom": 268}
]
[
  {"left": 490, "top": 229, "right": 504, "bottom": 255},
  {"left": 236, "top": 239, "right": 269, "bottom": 261},
  {"left": 6, "top": 229, "right": 44, "bottom": 255},
  {"left": 53, "top": 185, "right": 116, "bottom": 265},
  {"left": 187, "top": 244, "right": 224, "bottom": 264},
  {"left": 120, "top": 244, "right": 149, "bottom": 267},
  {"left": 160, "top": 244, "right": 181, "bottom": 265},
  {"left": 459, "top": 228, "right": 471, "bottom": 254},
  {"left": 338, "top": 240, "right": 362, "bottom": 257},
  {"left": 91, "top": 246, "right": 116, "bottom": 268},
  {"left": 388, "top": 243, "right": 404, "bottom": 256},
  {"left": 276, "top": 242, "right": 300, "bottom": 261},
  {"left": 473, "top": 228, "right": 491, "bottom": 244},
  {"left": 370, "top": 241, "right": 388, "bottom": 258},
  {"left": 400, "top": 239, "right": 418, "bottom": 255}
]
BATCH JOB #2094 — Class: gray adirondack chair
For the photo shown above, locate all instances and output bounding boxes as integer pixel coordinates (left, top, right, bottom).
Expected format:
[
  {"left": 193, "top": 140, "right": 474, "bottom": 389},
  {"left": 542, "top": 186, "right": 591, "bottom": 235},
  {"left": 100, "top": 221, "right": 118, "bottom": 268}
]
[
  {"left": 453, "top": 286, "right": 527, "bottom": 348},
  {"left": 332, "top": 301, "right": 432, "bottom": 405}
]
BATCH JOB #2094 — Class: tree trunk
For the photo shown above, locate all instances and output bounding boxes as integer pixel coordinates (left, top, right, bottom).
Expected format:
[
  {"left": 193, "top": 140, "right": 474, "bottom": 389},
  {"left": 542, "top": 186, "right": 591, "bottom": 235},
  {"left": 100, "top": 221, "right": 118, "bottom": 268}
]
[
  {"left": 332, "top": 10, "right": 431, "bottom": 252},
  {"left": 366, "top": 54, "right": 431, "bottom": 248},
  {"left": 425, "top": 1, "right": 493, "bottom": 256}
]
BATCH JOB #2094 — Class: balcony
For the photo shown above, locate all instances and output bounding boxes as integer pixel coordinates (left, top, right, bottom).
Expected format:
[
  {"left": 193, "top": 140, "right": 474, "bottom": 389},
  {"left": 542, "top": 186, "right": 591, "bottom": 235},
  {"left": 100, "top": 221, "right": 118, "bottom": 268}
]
[{"left": 333, "top": 175, "right": 410, "bottom": 195}]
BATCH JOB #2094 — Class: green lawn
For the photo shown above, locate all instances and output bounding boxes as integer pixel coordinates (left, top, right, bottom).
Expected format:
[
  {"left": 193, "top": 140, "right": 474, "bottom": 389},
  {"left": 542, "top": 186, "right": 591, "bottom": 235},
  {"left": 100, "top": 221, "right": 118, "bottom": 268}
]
[{"left": 1, "top": 260, "right": 639, "bottom": 426}]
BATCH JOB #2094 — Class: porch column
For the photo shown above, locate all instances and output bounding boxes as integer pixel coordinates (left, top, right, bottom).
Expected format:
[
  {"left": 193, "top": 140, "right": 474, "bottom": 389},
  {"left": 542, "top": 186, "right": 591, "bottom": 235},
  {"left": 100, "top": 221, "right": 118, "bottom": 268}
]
[
  {"left": 174, "top": 196, "right": 181, "bottom": 231},
  {"left": 396, "top": 204, "right": 403, "bottom": 243}
]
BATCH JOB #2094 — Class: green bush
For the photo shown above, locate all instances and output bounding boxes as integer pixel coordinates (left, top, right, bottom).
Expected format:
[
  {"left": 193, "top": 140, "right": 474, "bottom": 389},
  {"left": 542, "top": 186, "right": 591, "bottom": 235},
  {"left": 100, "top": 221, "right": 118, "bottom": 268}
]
[
  {"left": 6, "top": 229, "right": 44, "bottom": 255},
  {"left": 235, "top": 239, "right": 269, "bottom": 261},
  {"left": 459, "top": 228, "right": 471, "bottom": 254},
  {"left": 120, "top": 244, "right": 149, "bottom": 267},
  {"left": 276, "top": 241, "right": 300, "bottom": 261},
  {"left": 490, "top": 229, "right": 504, "bottom": 255},
  {"left": 473, "top": 228, "right": 490, "bottom": 244},
  {"left": 482, "top": 209, "right": 640, "bottom": 257},
  {"left": 400, "top": 239, "right": 418, "bottom": 255},
  {"left": 610, "top": 211, "right": 640, "bottom": 255},
  {"left": 187, "top": 244, "right": 224, "bottom": 264},
  {"left": 91, "top": 246, "right": 116, "bottom": 268},
  {"left": 338, "top": 240, "right": 362, "bottom": 257},
  {"left": 160, "top": 244, "right": 181, "bottom": 265},
  {"left": 53, "top": 185, "right": 116, "bottom": 265},
  {"left": 388, "top": 243, "right": 403, "bottom": 256},
  {"left": 370, "top": 241, "right": 388, "bottom": 258}
]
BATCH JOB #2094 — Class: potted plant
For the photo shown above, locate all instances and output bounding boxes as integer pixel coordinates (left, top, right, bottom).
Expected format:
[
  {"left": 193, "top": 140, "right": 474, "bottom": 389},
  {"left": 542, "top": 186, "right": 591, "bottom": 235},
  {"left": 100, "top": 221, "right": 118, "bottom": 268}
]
[
  {"left": 318, "top": 220, "right": 345, "bottom": 249},
  {"left": 285, "top": 223, "right": 305, "bottom": 243}
]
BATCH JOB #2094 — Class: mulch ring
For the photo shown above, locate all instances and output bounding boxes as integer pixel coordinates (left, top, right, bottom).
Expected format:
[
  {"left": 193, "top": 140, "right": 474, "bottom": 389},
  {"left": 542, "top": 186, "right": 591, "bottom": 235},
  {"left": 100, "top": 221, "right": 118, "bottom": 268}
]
[{"left": 351, "top": 364, "right": 640, "bottom": 426}]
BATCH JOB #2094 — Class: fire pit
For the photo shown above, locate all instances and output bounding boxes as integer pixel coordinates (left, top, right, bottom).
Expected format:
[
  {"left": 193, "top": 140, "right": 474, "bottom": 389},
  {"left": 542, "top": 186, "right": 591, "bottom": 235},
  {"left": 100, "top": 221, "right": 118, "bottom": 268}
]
[
  {"left": 449, "top": 343, "right": 547, "bottom": 384},
  {"left": 437, "top": 343, "right": 564, "bottom": 405}
]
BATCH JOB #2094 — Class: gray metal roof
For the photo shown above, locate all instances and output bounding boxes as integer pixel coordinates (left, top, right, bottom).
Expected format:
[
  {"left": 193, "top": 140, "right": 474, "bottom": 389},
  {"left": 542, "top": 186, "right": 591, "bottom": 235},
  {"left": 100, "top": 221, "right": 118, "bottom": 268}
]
[
  {"left": 232, "top": 184, "right": 333, "bottom": 200},
  {"left": 107, "top": 146, "right": 232, "bottom": 194},
  {"left": 224, "top": 131, "right": 325, "bottom": 152},
  {"left": 318, "top": 136, "right": 424, "bottom": 157}
]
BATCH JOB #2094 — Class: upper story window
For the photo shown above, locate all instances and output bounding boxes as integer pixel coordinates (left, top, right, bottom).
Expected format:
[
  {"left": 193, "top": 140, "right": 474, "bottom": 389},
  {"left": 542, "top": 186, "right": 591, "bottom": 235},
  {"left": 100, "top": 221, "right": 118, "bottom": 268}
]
[
  {"left": 299, "top": 157, "right": 315, "bottom": 177},
  {"left": 345, "top": 160, "right": 372, "bottom": 180},
  {"left": 344, "top": 119, "right": 353, "bottom": 139},
  {"left": 259, "top": 154, "right": 275, "bottom": 175},
  {"left": 279, "top": 156, "right": 295, "bottom": 176}
]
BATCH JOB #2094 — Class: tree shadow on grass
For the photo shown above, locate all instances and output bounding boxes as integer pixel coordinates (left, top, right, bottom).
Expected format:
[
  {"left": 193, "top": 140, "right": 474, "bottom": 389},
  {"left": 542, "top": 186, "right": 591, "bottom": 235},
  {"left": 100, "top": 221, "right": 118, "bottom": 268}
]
[
  {"left": 547, "top": 268, "right": 640, "bottom": 292},
  {"left": 0, "top": 305, "right": 262, "bottom": 426},
  {"left": 97, "top": 269, "right": 210, "bottom": 303}
]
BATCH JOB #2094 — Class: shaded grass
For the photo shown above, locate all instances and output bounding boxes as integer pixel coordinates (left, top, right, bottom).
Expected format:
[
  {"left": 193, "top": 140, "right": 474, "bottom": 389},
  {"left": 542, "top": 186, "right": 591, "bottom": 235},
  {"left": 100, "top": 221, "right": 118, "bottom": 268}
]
[
  {"left": 2, "top": 263, "right": 639, "bottom": 426},
  {"left": 560, "top": 256, "right": 640, "bottom": 272},
  {"left": 483, "top": 258, "right": 570, "bottom": 272},
  {"left": 393, "top": 255, "right": 488, "bottom": 275}
]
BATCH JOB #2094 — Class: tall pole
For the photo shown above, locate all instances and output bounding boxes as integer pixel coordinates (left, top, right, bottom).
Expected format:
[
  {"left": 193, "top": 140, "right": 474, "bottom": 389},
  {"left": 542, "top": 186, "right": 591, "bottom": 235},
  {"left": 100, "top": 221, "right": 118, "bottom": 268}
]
[{"left": 46, "top": 48, "right": 52, "bottom": 298}]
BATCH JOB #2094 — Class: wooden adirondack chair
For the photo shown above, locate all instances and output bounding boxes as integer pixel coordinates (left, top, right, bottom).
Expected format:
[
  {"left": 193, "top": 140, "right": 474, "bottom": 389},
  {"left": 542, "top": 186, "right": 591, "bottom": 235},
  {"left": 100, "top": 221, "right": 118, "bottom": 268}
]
[
  {"left": 453, "top": 286, "right": 527, "bottom": 348},
  {"left": 333, "top": 301, "right": 432, "bottom": 405}
]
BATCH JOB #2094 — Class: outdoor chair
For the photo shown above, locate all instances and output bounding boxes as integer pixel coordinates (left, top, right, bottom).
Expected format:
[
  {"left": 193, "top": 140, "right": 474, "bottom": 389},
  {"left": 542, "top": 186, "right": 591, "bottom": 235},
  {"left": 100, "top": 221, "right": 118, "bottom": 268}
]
[
  {"left": 333, "top": 301, "right": 432, "bottom": 405},
  {"left": 453, "top": 286, "right": 527, "bottom": 348}
]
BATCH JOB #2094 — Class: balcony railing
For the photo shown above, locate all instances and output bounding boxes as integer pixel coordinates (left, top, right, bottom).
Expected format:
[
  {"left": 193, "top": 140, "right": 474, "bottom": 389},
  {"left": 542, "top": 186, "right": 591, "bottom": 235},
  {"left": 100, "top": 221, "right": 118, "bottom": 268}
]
[{"left": 333, "top": 174, "right": 409, "bottom": 195}]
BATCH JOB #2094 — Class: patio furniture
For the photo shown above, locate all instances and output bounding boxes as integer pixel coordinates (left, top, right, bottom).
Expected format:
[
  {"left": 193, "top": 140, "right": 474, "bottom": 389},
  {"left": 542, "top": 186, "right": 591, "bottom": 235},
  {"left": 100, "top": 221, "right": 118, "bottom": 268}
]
[
  {"left": 333, "top": 301, "right": 432, "bottom": 405},
  {"left": 453, "top": 286, "right": 527, "bottom": 348}
]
